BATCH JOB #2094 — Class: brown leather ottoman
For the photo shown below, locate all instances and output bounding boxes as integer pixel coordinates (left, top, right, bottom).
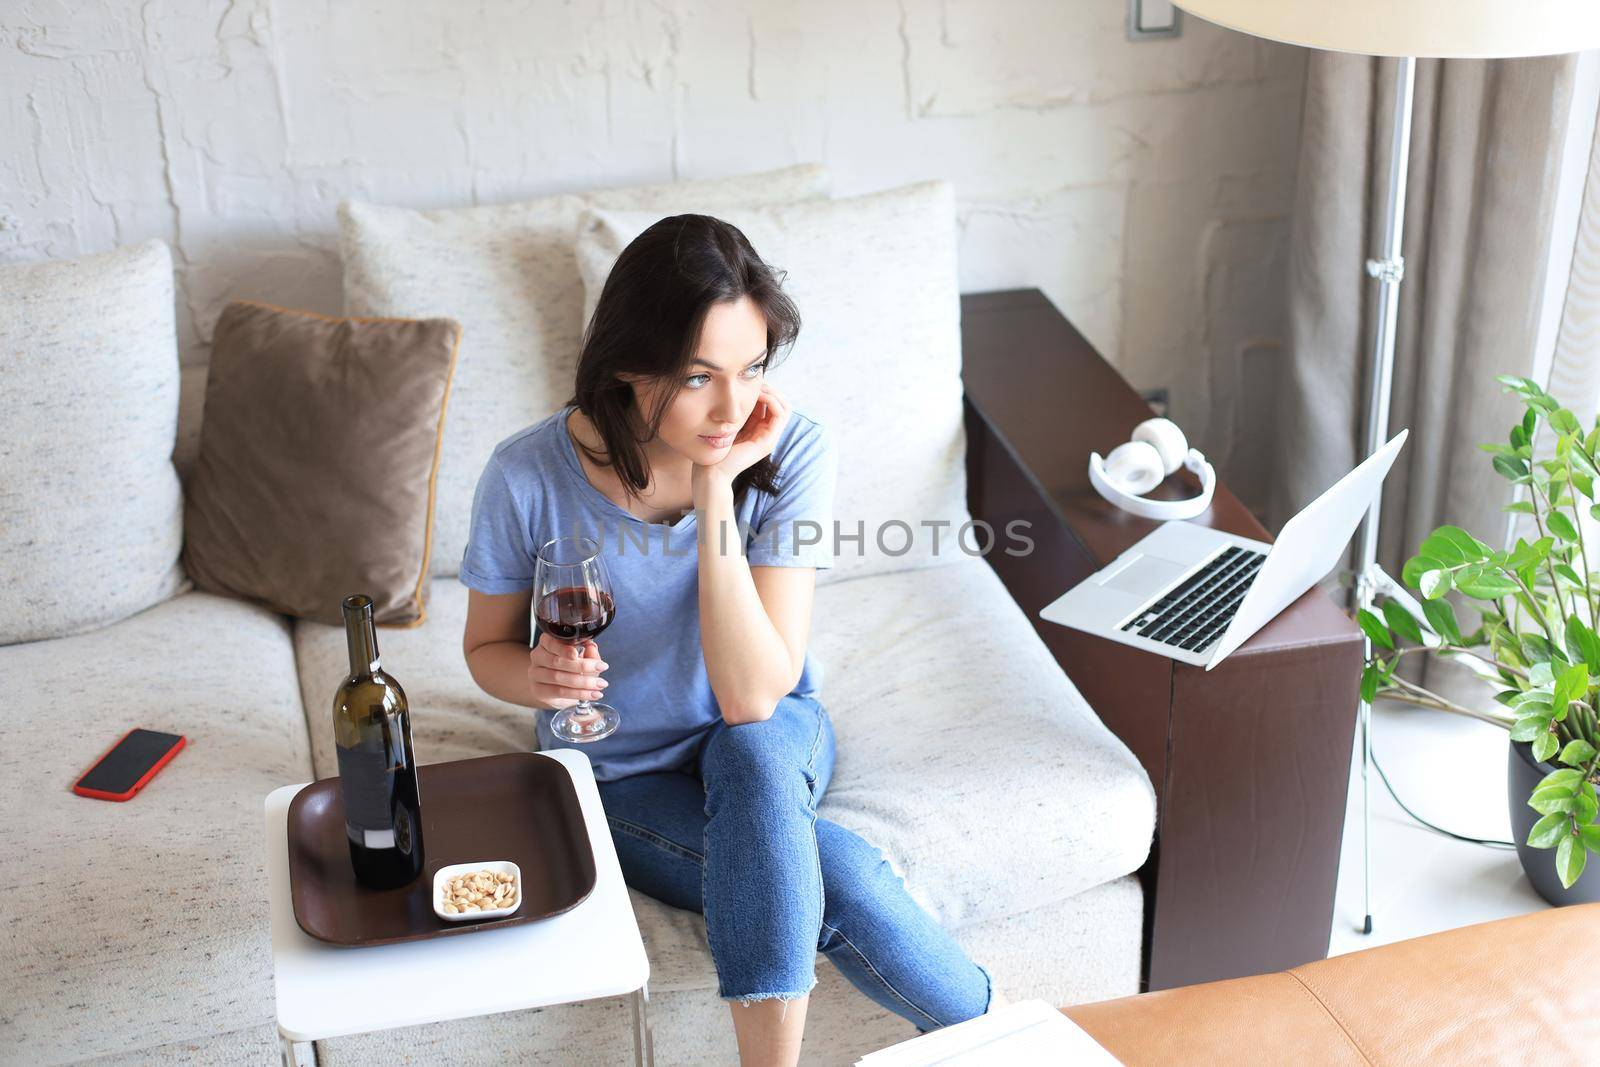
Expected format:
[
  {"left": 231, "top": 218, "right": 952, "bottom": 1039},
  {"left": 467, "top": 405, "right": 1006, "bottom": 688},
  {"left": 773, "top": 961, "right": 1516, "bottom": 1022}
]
[{"left": 1063, "top": 905, "right": 1600, "bottom": 1065}]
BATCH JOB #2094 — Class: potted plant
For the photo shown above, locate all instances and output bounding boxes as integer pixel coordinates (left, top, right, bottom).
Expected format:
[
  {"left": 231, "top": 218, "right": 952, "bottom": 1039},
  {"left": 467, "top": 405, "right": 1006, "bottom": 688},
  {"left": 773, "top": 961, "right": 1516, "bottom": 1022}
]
[{"left": 1357, "top": 375, "right": 1600, "bottom": 903}]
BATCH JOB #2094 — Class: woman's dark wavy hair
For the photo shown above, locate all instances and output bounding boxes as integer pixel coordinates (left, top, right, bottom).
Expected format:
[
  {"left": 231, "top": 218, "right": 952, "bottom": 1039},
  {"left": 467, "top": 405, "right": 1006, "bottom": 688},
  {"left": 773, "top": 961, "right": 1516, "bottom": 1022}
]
[{"left": 568, "top": 213, "right": 802, "bottom": 505}]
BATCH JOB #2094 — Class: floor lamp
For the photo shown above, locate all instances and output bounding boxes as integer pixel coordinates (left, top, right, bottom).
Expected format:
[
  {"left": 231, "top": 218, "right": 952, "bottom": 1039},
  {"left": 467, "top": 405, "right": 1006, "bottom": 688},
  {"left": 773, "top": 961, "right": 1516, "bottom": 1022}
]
[{"left": 1172, "top": 1, "right": 1600, "bottom": 934}]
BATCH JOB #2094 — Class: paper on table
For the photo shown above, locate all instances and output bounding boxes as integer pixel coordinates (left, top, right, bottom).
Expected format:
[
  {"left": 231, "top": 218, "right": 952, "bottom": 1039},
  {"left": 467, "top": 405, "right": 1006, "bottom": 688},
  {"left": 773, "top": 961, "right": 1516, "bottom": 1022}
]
[{"left": 856, "top": 999, "right": 1123, "bottom": 1066}]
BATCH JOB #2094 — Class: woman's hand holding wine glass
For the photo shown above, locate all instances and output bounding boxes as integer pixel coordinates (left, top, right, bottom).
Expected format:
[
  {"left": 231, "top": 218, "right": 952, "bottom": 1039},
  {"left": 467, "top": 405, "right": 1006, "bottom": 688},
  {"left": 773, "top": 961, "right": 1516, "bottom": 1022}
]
[
  {"left": 533, "top": 535, "right": 621, "bottom": 743},
  {"left": 526, "top": 631, "right": 609, "bottom": 710}
]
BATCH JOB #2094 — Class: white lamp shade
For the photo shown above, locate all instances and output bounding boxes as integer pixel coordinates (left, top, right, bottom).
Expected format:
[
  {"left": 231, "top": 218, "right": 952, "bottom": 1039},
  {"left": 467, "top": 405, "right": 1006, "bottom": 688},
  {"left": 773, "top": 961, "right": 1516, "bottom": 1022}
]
[{"left": 1174, "top": 0, "right": 1600, "bottom": 58}]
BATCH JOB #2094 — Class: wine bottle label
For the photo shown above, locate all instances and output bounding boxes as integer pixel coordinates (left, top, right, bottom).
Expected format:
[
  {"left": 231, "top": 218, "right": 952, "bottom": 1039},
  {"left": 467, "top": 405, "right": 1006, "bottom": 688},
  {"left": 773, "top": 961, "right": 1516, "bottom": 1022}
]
[{"left": 335, "top": 738, "right": 398, "bottom": 846}]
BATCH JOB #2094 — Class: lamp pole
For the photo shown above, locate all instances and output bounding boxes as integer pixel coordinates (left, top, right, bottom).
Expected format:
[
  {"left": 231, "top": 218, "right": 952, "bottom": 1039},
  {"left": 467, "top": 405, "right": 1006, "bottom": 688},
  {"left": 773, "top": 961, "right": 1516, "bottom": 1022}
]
[{"left": 1352, "top": 55, "right": 1417, "bottom": 935}]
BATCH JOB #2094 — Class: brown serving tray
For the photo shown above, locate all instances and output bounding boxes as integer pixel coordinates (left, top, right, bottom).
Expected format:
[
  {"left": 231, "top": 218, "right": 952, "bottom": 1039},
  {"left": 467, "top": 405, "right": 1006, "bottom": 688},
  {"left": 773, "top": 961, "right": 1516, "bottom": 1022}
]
[{"left": 287, "top": 752, "right": 597, "bottom": 946}]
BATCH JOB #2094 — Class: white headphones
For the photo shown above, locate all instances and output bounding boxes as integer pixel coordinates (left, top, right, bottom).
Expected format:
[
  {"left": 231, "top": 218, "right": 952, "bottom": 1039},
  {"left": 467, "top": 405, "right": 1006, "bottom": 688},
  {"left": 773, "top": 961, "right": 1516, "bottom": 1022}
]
[{"left": 1088, "top": 417, "right": 1216, "bottom": 521}]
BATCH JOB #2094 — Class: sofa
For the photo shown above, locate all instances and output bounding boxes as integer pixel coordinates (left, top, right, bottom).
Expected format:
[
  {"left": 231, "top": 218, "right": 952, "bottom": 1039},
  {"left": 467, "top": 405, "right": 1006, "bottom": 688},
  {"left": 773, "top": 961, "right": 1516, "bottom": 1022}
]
[
  {"left": 1064, "top": 905, "right": 1600, "bottom": 1065},
  {"left": 0, "top": 164, "right": 1157, "bottom": 1065}
]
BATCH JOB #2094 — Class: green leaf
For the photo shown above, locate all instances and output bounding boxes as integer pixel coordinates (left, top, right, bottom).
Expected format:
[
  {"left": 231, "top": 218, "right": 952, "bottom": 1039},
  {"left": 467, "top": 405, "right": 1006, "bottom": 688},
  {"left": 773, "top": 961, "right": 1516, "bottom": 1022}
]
[
  {"left": 1495, "top": 372, "right": 1529, "bottom": 392},
  {"left": 1419, "top": 569, "right": 1453, "bottom": 600},
  {"left": 1573, "top": 445, "right": 1600, "bottom": 480},
  {"left": 1422, "top": 598, "right": 1463, "bottom": 644},
  {"left": 1556, "top": 563, "right": 1586, "bottom": 590},
  {"left": 1519, "top": 566, "right": 1542, "bottom": 596},
  {"left": 1574, "top": 471, "right": 1595, "bottom": 500},
  {"left": 1402, "top": 554, "right": 1445, "bottom": 590},
  {"left": 1531, "top": 786, "right": 1575, "bottom": 815},
  {"left": 1494, "top": 454, "right": 1530, "bottom": 481},
  {"left": 1561, "top": 739, "right": 1598, "bottom": 765},
  {"left": 1552, "top": 408, "right": 1583, "bottom": 435},
  {"left": 1457, "top": 573, "right": 1522, "bottom": 599},
  {"left": 1360, "top": 663, "right": 1380, "bottom": 704},
  {"left": 1528, "top": 812, "right": 1569, "bottom": 848},
  {"left": 1356, "top": 609, "right": 1394, "bottom": 650},
  {"left": 1524, "top": 633, "right": 1566, "bottom": 668},
  {"left": 1502, "top": 499, "right": 1538, "bottom": 513},
  {"left": 1567, "top": 615, "right": 1600, "bottom": 673},
  {"left": 1512, "top": 687, "right": 1555, "bottom": 708},
  {"left": 1558, "top": 834, "right": 1589, "bottom": 888},
  {"left": 1548, "top": 511, "right": 1580, "bottom": 542},
  {"left": 1381, "top": 601, "right": 1424, "bottom": 645},
  {"left": 1507, "top": 536, "right": 1555, "bottom": 573},
  {"left": 1421, "top": 530, "right": 1469, "bottom": 566},
  {"left": 1574, "top": 790, "right": 1599, "bottom": 825},
  {"left": 1535, "top": 732, "right": 1561, "bottom": 762},
  {"left": 1425, "top": 526, "right": 1489, "bottom": 565},
  {"left": 1555, "top": 662, "right": 1591, "bottom": 711},
  {"left": 1541, "top": 768, "right": 1586, "bottom": 790},
  {"left": 1511, "top": 716, "right": 1549, "bottom": 742},
  {"left": 1582, "top": 824, "right": 1600, "bottom": 854}
]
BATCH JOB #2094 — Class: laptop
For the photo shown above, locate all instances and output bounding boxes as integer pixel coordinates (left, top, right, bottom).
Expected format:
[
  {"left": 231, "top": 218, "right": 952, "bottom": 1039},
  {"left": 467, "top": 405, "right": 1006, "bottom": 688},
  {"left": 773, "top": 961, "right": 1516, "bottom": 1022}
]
[{"left": 1040, "top": 428, "right": 1409, "bottom": 670}]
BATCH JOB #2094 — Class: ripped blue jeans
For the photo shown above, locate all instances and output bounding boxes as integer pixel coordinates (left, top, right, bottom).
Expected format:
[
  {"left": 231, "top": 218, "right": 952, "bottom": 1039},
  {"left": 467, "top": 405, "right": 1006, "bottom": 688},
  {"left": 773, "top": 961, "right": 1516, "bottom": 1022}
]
[{"left": 595, "top": 693, "right": 993, "bottom": 1030}]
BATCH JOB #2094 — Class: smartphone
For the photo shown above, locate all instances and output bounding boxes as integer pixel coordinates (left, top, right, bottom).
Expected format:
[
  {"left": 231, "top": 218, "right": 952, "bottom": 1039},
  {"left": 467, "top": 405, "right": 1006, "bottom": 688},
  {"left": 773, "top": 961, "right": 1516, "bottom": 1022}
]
[{"left": 72, "top": 728, "right": 187, "bottom": 801}]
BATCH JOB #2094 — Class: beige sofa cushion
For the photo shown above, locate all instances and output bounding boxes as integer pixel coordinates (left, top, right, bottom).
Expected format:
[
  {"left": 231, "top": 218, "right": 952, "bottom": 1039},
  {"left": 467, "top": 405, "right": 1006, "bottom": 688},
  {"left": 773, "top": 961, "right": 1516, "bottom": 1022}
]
[
  {"left": 572, "top": 182, "right": 969, "bottom": 584},
  {"left": 337, "top": 164, "right": 831, "bottom": 581},
  {"left": 0, "top": 592, "right": 312, "bottom": 1063},
  {"left": 0, "top": 239, "right": 187, "bottom": 646},
  {"left": 809, "top": 558, "right": 1155, "bottom": 927}
]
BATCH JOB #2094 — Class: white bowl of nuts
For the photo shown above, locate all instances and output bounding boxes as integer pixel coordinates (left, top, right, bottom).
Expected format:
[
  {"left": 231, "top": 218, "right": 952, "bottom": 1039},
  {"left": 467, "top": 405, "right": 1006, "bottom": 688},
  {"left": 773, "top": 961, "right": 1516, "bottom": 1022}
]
[{"left": 433, "top": 860, "right": 522, "bottom": 922}]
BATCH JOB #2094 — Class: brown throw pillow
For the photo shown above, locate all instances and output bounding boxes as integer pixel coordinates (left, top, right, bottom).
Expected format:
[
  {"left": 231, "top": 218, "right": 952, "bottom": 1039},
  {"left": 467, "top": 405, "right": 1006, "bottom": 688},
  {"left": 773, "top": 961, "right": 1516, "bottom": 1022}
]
[{"left": 183, "top": 300, "right": 461, "bottom": 627}]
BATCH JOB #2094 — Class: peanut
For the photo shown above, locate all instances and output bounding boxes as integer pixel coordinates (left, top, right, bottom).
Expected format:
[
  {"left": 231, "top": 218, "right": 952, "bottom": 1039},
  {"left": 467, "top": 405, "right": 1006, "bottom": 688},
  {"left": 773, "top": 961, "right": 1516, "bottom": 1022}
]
[{"left": 441, "top": 867, "right": 520, "bottom": 916}]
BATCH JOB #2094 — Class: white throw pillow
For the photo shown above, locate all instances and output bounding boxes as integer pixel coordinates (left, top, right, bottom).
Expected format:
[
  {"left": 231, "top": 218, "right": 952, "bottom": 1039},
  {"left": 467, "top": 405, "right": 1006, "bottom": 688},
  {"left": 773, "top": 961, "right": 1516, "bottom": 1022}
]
[
  {"left": 339, "top": 164, "right": 830, "bottom": 579},
  {"left": 573, "top": 181, "right": 969, "bottom": 584},
  {"left": 0, "top": 239, "right": 187, "bottom": 646}
]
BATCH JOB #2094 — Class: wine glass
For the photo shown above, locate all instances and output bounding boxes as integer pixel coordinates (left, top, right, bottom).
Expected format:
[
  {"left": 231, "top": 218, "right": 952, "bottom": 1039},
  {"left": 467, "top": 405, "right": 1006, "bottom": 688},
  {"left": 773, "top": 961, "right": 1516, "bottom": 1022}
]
[{"left": 534, "top": 536, "right": 620, "bottom": 743}]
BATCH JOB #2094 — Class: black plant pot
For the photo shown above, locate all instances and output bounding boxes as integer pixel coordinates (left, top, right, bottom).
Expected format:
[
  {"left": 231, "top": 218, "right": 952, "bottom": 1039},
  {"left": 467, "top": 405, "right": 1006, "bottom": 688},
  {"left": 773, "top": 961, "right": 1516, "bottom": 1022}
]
[{"left": 1508, "top": 739, "right": 1600, "bottom": 905}]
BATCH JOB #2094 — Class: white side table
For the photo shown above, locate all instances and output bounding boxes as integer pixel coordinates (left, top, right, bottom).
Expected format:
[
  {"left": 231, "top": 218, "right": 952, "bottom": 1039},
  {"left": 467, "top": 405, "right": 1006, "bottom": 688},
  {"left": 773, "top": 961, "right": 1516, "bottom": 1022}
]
[{"left": 263, "top": 748, "right": 652, "bottom": 1065}]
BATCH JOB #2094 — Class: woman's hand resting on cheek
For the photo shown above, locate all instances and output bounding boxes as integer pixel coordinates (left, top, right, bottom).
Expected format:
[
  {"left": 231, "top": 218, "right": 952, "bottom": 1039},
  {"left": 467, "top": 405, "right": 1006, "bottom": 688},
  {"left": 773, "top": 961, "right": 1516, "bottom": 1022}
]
[
  {"left": 527, "top": 631, "right": 609, "bottom": 709},
  {"left": 695, "top": 383, "right": 790, "bottom": 494}
]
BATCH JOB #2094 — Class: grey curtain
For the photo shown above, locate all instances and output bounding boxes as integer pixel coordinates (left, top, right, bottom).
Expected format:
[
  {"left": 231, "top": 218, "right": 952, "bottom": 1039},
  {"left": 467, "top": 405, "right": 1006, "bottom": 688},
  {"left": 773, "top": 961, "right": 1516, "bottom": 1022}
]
[{"left": 1269, "top": 51, "right": 1578, "bottom": 693}]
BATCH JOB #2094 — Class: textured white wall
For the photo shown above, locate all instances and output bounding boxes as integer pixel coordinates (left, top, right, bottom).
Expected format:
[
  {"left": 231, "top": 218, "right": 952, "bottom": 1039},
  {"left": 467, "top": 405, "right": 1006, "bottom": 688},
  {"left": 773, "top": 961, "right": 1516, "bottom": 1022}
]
[{"left": 2, "top": 0, "right": 1304, "bottom": 505}]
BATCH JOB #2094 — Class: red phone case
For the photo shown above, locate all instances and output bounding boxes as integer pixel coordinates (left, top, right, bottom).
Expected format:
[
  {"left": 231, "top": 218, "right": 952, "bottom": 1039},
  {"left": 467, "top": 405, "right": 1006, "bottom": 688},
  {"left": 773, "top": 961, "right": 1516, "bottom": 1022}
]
[{"left": 72, "top": 729, "right": 187, "bottom": 802}]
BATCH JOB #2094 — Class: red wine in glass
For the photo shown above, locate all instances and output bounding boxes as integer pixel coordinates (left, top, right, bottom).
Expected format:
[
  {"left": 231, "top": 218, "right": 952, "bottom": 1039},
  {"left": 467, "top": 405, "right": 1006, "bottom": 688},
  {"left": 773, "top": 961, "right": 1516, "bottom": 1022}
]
[
  {"left": 535, "top": 587, "right": 615, "bottom": 643},
  {"left": 533, "top": 536, "right": 620, "bottom": 743}
]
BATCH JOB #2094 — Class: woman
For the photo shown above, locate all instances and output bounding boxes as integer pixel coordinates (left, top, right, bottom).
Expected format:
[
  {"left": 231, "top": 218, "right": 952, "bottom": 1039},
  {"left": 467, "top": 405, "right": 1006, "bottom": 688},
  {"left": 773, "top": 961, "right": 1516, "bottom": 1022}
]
[{"left": 459, "top": 214, "right": 995, "bottom": 1066}]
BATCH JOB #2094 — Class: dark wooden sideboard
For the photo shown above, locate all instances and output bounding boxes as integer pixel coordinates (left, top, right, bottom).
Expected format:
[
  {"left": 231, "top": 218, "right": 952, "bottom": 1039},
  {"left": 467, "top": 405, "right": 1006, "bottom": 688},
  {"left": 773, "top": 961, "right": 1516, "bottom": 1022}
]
[{"left": 959, "top": 288, "right": 1365, "bottom": 992}]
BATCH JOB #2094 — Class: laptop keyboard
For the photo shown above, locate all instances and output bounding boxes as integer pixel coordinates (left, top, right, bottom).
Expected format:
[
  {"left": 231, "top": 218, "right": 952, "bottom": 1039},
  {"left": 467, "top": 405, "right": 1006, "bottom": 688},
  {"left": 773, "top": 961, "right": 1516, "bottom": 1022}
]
[{"left": 1118, "top": 545, "right": 1266, "bottom": 653}]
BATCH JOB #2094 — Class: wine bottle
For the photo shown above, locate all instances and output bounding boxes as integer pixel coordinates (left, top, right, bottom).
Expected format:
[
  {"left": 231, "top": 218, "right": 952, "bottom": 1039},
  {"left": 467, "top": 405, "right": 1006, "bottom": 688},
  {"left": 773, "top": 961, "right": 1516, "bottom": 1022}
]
[{"left": 331, "top": 593, "right": 425, "bottom": 889}]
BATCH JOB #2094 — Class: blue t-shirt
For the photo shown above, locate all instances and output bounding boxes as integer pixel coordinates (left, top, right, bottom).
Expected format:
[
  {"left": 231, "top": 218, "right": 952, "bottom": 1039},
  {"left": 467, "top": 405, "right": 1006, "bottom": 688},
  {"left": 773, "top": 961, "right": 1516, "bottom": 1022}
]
[{"left": 460, "top": 405, "right": 837, "bottom": 781}]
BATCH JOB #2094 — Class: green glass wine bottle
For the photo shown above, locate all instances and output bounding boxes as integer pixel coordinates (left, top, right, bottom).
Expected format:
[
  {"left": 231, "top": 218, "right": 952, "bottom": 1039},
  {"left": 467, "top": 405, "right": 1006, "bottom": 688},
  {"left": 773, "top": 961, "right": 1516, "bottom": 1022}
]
[{"left": 331, "top": 593, "right": 425, "bottom": 889}]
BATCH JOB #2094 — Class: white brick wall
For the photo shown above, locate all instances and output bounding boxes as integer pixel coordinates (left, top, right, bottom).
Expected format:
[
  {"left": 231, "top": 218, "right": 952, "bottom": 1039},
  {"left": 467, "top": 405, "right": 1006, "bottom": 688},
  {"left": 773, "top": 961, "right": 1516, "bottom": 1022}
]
[{"left": 1, "top": 0, "right": 1304, "bottom": 497}]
